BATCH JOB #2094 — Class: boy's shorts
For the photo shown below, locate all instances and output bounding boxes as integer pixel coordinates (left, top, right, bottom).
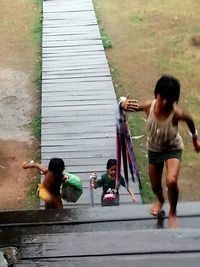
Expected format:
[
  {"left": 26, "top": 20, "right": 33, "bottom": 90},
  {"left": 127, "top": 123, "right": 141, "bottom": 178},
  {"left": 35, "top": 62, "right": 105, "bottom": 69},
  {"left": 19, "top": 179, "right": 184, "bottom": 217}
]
[{"left": 148, "top": 149, "right": 182, "bottom": 165}]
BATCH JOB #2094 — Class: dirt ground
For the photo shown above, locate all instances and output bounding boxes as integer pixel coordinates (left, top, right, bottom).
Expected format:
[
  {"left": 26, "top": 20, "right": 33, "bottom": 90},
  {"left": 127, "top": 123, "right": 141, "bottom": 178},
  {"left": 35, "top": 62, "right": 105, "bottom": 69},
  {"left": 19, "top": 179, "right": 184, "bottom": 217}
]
[{"left": 0, "top": 0, "right": 39, "bottom": 210}]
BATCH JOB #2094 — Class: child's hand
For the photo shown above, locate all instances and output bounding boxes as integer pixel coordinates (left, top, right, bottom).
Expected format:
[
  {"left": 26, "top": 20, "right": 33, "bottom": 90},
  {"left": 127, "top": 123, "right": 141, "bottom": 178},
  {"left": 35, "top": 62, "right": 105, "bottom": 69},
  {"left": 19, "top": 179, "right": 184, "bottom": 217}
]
[
  {"left": 22, "top": 160, "right": 34, "bottom": 169},
  {"left": 112, "top": 189, "right": 117, "bottom": 194},
  {"left": 193, "top": 138, "right": 200, "bottom": 153},
  {"left": 121, "top": 97, "right": 139, "bottom": 112},
  {"left": 130, "top": 192, "right": 137, "bottom": 203},
  {"left": 90, "top": 172, "right": 97, "bottom": 180},
  {"left": 22, "top": 161, "right": 28, "bottom": 169},
  {"left": 132, "top": 195, "right": 137, "bottom": 203}
]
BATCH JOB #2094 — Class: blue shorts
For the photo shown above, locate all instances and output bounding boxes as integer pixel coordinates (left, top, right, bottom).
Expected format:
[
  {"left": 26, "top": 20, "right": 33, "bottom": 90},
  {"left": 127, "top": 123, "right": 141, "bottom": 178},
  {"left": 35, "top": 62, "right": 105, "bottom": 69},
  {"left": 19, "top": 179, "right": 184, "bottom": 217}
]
[{"left": 148, "top": 149, "right": 182, "bottom": 165}]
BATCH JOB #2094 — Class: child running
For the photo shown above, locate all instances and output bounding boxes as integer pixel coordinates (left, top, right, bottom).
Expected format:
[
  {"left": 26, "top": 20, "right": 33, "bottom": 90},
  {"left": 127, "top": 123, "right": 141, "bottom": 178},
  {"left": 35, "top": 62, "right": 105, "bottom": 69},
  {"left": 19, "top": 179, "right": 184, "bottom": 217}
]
[
  {"left": 92, "top": 159, "right": 136, "bottom": 206},
  {"left": 22, "top": 158, "right": 65, "bottom": 209},
  {"left": 120, "top": 75, "right": 200, "bottom": 227}
]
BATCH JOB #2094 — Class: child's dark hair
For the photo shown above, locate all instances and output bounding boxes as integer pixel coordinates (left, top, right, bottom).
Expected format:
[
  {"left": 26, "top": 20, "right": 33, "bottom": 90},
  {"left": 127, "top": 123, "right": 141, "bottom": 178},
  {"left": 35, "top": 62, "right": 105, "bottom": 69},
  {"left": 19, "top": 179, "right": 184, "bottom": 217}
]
[
  {"left": 48, "top": 158, "right": 65, "bottom": 176},
  {"left": 106, "top": 159, "right": 117, "bottom": 170},
  {"left": 154, "top": 75, "right": 180, "bottom": 103}
]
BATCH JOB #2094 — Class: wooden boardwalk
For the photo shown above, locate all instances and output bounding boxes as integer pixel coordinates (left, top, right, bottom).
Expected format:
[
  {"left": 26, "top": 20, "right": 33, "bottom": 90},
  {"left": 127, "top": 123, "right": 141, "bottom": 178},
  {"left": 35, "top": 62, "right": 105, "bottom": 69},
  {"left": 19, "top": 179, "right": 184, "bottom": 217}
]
[
  {"left": 1, "top": 202, "right": 200, "bottom": 267},
  {"left": 41, "top": 0, "right": 141, "bottom": 206}
]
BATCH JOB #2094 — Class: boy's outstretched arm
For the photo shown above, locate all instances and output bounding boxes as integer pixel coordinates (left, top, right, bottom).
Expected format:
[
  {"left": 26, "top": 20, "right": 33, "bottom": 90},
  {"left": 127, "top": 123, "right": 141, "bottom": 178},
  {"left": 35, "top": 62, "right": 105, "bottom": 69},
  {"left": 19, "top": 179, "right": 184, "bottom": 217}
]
[
  {"left": 22, "top": 161, "right": 48, "bottom": 174},
  {"left": 119, "top": 97, "right": 139, "bottom": 111},
  {"left": 119, "top": 97, "right": 152, "bottom": 114}
]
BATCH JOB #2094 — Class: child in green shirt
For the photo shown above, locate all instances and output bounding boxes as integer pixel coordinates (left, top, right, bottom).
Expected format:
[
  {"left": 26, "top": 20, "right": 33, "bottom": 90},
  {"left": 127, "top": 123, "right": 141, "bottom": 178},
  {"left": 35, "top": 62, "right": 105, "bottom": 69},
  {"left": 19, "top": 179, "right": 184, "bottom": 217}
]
[{"left": 92, "top": 159, "right": 136, "bottom": 206}]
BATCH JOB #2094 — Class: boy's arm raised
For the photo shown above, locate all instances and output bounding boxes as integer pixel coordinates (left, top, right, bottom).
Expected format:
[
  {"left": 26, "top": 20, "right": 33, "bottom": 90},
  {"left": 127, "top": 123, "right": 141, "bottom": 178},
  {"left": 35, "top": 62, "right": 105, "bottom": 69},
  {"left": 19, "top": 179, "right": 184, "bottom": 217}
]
[
  {"left": 119, "top": 97, "right": 152, "bottom": 114},
  {"left": 22, "top": 161, "right": 48, "bottom": 174}
]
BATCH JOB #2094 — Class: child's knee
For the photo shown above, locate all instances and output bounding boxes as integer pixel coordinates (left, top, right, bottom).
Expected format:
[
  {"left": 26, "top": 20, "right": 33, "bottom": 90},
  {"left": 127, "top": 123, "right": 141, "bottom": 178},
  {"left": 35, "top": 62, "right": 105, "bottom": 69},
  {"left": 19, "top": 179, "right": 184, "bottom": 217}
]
[{"left": 166, "top": 177, "right": 178, "bottom": 189}]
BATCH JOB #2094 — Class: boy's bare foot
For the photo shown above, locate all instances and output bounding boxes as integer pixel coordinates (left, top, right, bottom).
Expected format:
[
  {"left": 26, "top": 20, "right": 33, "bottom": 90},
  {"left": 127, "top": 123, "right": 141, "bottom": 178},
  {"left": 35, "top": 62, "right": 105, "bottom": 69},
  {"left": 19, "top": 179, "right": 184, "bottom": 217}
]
[
  {"left": 149, "top": 201, "right": 163, "bottom": 216},
  {"left": 168, "top": 214, "right": 179, "bottom": 229}
]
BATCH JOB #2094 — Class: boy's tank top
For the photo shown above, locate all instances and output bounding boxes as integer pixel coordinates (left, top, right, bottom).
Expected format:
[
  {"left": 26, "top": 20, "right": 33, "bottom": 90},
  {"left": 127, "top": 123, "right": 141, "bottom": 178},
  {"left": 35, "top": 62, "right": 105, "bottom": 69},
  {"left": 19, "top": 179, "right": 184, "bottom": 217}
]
[{"left": 146, "top": 100, "right": 184, "bottom": 152}]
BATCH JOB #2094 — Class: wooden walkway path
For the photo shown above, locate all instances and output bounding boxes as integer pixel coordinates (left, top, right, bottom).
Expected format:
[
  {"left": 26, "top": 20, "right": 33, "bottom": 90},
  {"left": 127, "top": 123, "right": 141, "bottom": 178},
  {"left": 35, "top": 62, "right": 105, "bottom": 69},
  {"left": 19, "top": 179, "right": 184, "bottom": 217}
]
[
  {"left": 1, "top": 202, "right": 200, "bottom": 267},
  {"left": 41, "top": 0, "right": 141, "bottom": 206}
]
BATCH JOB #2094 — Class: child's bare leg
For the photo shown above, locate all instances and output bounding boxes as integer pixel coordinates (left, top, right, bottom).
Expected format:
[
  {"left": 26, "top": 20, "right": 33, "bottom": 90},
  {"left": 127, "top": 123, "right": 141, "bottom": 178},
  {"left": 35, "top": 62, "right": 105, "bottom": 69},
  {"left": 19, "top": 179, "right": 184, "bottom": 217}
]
[
  {"left": 166, "top": 158, "right": 180, "bottom": 228},
  {"left": 149, "top": 163, "right": 165, "bottom": 215},
  {"left": 45, "top": 196, "right": 63, "bottom": 209}
]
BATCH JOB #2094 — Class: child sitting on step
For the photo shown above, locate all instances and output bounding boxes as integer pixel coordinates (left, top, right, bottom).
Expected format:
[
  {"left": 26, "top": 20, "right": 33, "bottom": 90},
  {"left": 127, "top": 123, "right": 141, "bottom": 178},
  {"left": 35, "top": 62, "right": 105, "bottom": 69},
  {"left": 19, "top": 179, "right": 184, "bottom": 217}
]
[{"left": 22, "top": 158, "right": 65, "bottom": 209}]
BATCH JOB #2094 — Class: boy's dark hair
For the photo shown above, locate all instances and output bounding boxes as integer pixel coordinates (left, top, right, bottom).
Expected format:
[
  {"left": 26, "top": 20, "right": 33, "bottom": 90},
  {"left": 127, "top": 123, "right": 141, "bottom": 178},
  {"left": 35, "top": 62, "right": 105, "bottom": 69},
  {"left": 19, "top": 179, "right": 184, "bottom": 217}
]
[
  {"left": 106, "top": 159, "right": 117, "bottom": 170},
  {"left": 154, "top": 75, "right": 180, "bottom": 102},
  {"left": 48, "top": 158, "right": 65, "bottom": 176}
]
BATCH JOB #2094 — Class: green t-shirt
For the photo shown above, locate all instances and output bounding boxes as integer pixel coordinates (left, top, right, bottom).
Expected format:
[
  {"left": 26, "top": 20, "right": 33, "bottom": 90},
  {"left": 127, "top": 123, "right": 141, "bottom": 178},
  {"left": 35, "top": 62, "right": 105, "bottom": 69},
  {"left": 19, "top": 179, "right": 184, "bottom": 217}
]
[
  {"left": 96, "top": 172, "right": 126, "bottom": 195},
  {"left": 96, "top": 173, "right": 126, "bottom": 206}
]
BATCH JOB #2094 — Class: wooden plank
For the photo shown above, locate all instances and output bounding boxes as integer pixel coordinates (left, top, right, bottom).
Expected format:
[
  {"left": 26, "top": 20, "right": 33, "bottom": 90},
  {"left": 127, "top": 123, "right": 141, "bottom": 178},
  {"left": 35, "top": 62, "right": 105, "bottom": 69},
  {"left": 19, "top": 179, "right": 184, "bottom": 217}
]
[
  {"left": 41, "top": 136, "right": 115, "bottom": 146},
  {"left": 42, "top": 53, "right": 105, "bottom": 60},
  {"left": 41, "top": 126, "right": 116, "bottom": 135},
  {"left": 41, "top": 143, "right": 115, "bottom": 152},
  {"left": 42, "top": 80, "right": 114, "bottom": 90},
  {"left": 42, "top": 71, "right": 110, "bottom": 80},
  {"left": 43, "top": 6, "right": 94, "bottom": 13},
  {"left": 20, "top": 229, "right": 200, "bottom": 258},
  {"left": 42, "top": 60, "right": 108, "bottom": 69},
  {"left": 43, "top": 20, "right": 97, "bottom": 28},
  {"left": 42, "top": 65, "right": 109, "bottom": 73},
  {"left": 40, "top": 157, "right": 110, "bottom": 167},
  {"left": 42, "top": 94, "right": 115, "bottom": 102},
  {"left": 14, "top": 255, "right": 200, "bottom": 267},
  {"left": 42, "top": 45, "right": 104, "bottom": 54},
  {"left": 41, "top": 131, "right": 115, "bottom": 140},
  {"left": 42, "top": 115, "right": 115, "bottom": 123},
  {"left": 42, "top": 35, "right": 101, "bottom": 43},
  {"left": 42, "top": 77, "right": 112, "bottom": 83},
  {"left": 42, "top": 64, "right": 109, "bottom": 72},
  {"left": 41, "top": 120, "right": 115, "bottom": 128},
  {"left": 41, "top": 141, "right": 115, "bottom": 152},
  {"left": 41, "top": 109, "right": 115, "bottom": 117},
  {"left": 43, "top": 5, "right": 94, "bottom": 14},
  {"left": 43, "top": 24, "right": 100, "bottom": 34},
  {"left": 42, "top": 40, "right": 102, "bottom": 48},
  {"left": 42, "top": 114, "right": 113, "bottom": 122},
  {"left": 42, "top": 49, "right": 104, "bottom": 56},
  {"left": 41, "top": 99, "right": 115, "bottom": 107},
  {"left": 43, "top": 11, "right": 96, "bottom": 20},
  {"left": 42, "top": 68, "right": 109, "bottom": 75},
  {"left": 41, "top": 104, "right": 115, "bottom": 112},
  {"left": 41, "top": 150, "right": 115, "bottom": 160},
  {"left": 42, "top": 59, "right": 107, "bottom": 68}
]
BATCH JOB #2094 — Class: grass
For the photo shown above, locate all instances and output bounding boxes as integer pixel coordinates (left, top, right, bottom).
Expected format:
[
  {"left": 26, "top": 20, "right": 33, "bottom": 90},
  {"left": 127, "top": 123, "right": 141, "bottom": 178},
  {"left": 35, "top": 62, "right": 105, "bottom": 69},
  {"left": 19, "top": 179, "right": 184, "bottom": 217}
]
[
  {"left": 93, "top": 0, "right": 200, "bottom": 202},
  {"left": 101, "top": 29, "right": 113, "bottom": 49},
  {"left": 27, "top": 176, "right": 40, "bottom": 209},
  {"left": 31, "top": 0, "right": 42, "bottom": 141},
  {"left": 31, "top": 114, "right": 41, "bottom": 140},
  {"left": 33, "top": 0, "right": 42, "bottom": 91},
  {"left": 26, "top": 0, "right": 42, "bottom": 208}
]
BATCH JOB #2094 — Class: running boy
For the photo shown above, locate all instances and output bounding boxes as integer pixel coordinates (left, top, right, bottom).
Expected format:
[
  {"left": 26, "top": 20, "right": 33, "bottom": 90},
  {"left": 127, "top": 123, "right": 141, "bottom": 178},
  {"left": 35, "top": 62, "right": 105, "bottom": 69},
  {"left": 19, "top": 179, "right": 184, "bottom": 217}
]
[
  {"left": 120, "top": 75, "right": 200, "bottom": 227},
  {"left": 92, "top": 159, "right": 136, "bottom": 206},
  {"left": 22, "top": 158, "right": 65, "bottom": 209}
]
